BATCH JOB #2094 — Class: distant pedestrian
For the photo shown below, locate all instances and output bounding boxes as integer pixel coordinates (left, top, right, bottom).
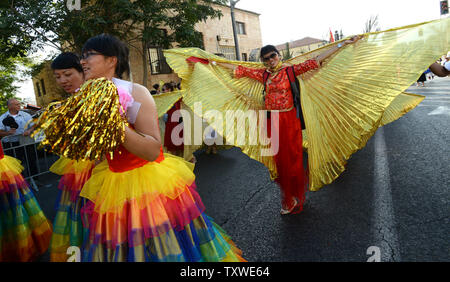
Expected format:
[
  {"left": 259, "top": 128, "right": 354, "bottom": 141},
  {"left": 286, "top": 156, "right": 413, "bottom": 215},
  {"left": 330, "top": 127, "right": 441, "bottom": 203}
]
[{"left": 417, "top": 71, "right": 427, "bottom": 86}]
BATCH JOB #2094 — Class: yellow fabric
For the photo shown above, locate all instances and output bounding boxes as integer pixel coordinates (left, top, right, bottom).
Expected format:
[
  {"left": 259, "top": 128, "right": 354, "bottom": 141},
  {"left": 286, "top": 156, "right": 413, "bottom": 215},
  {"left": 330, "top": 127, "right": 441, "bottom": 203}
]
[
  {"left": 153, "top": 90, "right": 185, "bottom": 118},
  {"left": 302, "top": 92, "right": 425, "bottom": 150},
  {"left": 79, "top": 153, "right": 195, "bottom": 213},
  {"left": 49, "top": 156, "right": 95, "bottom": 175},
  {"left": 164, "top": 18, "right": 448, "bottom": 191},
  {"left": 0, "top": 155, "right": 24, "bottom": 182}
]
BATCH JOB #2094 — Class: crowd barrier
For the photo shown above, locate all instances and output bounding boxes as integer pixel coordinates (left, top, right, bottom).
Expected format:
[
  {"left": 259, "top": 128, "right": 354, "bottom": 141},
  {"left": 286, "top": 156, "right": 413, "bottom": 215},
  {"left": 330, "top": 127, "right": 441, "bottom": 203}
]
[{"left": 1, "top": 134, "right": 58, "bottom": 191}]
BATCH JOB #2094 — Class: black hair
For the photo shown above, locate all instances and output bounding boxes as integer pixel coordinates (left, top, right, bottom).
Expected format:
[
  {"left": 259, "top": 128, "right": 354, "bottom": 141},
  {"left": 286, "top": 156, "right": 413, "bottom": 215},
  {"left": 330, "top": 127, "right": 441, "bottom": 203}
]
[
  {"left": 51, "top": 52, "right": 83, "bottom": 73},
  {"left": 259, "top": 45, "right": 280, "bottom": 59},
  {"left": 162, "top": 82, "right": 174, "bottom": 92},
  {"left": 82, "top": 34, "right": 130, "bottom": 79},
  {"left": 153, "top": 84, "right": 160, "bottom": 90}
]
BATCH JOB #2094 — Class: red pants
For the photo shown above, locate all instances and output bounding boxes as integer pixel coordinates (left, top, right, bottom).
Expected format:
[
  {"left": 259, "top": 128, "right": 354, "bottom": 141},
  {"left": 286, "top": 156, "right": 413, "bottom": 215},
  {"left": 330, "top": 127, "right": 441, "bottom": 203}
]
[{"left": 267, "top": 109, "right": 308, "bottom": 212}]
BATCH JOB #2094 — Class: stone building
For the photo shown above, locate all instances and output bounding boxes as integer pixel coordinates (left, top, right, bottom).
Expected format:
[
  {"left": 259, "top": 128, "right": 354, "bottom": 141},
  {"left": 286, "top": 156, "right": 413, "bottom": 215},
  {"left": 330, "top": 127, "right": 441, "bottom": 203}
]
[
  {"left": 275, "top": 37, "right": 328, "bottom": 58},
  {"left": 32, "top": 62, "right": 68, "bottom": 107},
  {"left": 32, "top": 4, "right": 263, "bottom": 107},
  {"left": 130, "top": 4, "right": 262, "bottom": 88}
]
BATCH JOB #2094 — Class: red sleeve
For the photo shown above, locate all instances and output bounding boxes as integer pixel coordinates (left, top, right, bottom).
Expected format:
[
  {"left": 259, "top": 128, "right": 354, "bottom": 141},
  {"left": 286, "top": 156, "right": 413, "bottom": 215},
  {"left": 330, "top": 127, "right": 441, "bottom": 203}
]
[
  {"left": 293, "top": 59, "right": 319, "bottom": 76},
  {"left": 234, "top": 65, "right": 266, "bottom": 83}
]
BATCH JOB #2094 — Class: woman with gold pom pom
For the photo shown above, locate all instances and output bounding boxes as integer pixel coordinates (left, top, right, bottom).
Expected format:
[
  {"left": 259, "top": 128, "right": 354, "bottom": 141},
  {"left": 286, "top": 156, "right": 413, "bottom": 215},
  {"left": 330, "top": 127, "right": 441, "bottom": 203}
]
[
  {"left": 47, "top": 52, "right": 96, "bottom": 262},
  {"left": 58, "top": 34, "right": 245, "bottom": 262}
]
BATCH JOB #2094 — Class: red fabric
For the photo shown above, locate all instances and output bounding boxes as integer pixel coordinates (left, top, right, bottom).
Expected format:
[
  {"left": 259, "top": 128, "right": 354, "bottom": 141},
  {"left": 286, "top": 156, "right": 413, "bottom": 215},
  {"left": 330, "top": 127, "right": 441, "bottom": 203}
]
[
  {"left": 329, "top": 29, "right": 335, "bottom": 42},
  {"left": 0, "top": 143, "right": 3, "bottom": 160},
  {"left": 235, "top": 60, "right": 318, "bottom": 110},
  {"left": 164, "top": 100, "right": 184, "bottom": 152},
  {"left": 186, "top": 56, "right": 209, "bottom": 65},
  {"left": 267, "top": 109, "right": 308, "bottom": 213},
  {"left": 107, "top": 145, "right": 165, "bottom": 173}
]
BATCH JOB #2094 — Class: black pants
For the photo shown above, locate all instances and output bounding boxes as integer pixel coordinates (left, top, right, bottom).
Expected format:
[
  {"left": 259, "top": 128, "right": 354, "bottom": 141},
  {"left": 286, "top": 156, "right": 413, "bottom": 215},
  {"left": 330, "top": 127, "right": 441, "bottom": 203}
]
[{"left": 2, "top": 141, "right": 39, "bottom": 178}]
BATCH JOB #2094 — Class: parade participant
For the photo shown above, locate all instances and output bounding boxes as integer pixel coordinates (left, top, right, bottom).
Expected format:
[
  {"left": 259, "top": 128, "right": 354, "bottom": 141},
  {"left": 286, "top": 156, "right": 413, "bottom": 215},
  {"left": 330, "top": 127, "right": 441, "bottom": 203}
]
[
  {"left": 163, "top": 18, "right": 448, "bottom": 215},
  {"left": 162, "top": 82, "right": 184, "bottom": 157},
  {"left": 214, "top": 37, "right": 361, "bottom": 214},
  {"left": 47, "top": 52, "right": 95, "bottom": 262},
  {"left": 75, "top": 34, "right": 245, "bottom": 261},
  {"left": 0, "top": 142, "right": 52, "bottom": 261}
]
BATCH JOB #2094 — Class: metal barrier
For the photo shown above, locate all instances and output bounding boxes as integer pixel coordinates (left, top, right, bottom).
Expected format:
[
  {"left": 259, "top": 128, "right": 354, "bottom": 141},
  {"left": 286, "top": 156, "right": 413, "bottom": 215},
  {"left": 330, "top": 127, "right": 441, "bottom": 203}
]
[{"left": 1, "top": 134, "right": 58, "bottom": 191}]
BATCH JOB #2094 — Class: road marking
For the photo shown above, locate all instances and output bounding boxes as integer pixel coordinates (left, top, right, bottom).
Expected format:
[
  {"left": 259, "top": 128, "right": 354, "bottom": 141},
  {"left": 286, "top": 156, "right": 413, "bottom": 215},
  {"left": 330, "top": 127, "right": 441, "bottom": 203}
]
[
  {"left": 372, "top": 128, "right": 402, "bottom": 262},
  {"left": 427, "top": 106, "right": 450, "bottom": 116}
]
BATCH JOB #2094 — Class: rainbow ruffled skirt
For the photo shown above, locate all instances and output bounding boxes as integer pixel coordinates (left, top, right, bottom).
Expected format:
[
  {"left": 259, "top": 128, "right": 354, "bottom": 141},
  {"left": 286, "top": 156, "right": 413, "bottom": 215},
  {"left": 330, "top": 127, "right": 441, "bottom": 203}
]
[
  {"left": 80, "top": 151, "right": 245, "bottom": 262},
  {"left": 0, "top": 155, "right": 52, "bottom": 261},
  {"left": 49, "top": 157, "right": 94, "bottom": 262}
]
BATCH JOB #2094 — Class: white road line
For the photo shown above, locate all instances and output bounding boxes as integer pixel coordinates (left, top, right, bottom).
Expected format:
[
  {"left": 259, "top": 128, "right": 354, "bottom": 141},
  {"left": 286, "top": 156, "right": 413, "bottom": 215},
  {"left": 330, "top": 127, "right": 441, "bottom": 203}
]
[
  {"left": 372, "top": 128, "right": 402, "bottom": 262},
  {"left": 427, "top": 106, "right": 450, "bottom": 116}
]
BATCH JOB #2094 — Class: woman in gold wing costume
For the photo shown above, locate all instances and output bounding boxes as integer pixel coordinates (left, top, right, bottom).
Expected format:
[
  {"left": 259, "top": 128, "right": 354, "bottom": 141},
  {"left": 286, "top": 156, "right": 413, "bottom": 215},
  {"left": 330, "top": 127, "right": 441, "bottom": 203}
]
[
  {"left": 212, "top": 36, "right": 362, "bottom": 214},
  {"left": 163, "top": 18, "right": 448, "bottom": 215}
]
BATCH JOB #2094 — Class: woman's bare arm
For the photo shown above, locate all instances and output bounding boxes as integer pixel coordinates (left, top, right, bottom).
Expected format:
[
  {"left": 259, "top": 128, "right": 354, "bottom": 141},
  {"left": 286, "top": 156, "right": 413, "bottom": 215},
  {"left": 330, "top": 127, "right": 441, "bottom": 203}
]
[{"left": 122, "top": 84, "right": 162, "bottom": 162}]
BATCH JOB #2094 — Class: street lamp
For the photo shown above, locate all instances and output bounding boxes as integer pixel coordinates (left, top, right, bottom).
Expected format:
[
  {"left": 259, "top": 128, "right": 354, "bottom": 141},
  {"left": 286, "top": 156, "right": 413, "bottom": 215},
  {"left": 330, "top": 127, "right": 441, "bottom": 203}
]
[{"left": 230, "top": 0, "right": 241, "bottom": 61}]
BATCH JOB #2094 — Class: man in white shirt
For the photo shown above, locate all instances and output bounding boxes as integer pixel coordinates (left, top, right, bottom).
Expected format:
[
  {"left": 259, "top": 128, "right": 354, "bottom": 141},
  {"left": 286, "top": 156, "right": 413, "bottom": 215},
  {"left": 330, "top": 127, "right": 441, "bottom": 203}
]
[
  {"left": 0, "top": 98, "right": 38, "bottom": 176},
  {"left": 0, "top": 99, "right": 34, "bottom": 143}
]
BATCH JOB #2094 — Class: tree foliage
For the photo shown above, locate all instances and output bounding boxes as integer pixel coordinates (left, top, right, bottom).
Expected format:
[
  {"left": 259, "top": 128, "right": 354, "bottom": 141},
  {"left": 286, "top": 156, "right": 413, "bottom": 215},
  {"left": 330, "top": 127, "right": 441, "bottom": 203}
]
[
  {"left": 1, "top": 0, "right": 229, "bottom": 88},
  {"left": 282, "top": 42, "right": 293, "bottom": 60},
  {"left": 364, "top": 15, "right": 381, "bottom": 33}
]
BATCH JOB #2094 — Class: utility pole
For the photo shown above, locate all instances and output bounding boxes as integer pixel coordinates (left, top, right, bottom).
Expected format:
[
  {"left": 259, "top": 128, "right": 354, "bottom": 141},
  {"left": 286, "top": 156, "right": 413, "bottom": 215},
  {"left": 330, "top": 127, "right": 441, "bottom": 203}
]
[{"left": 230, "top": 0, "right": 241, "bottom": 60}]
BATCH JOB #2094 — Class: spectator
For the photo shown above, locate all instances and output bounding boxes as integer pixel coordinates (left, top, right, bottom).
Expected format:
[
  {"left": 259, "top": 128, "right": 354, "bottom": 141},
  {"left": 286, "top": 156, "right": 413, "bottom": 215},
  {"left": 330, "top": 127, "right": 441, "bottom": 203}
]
[
  {"left": 0, "top": 98, "right": 38, "bottom": 176},
  {"left": 0, "top": 99, "right": 34, "bottom": 143},
  {"left": 150, "top": 83, "right": 160, "bottom": 95},
  {"left": 429, "top": 61, "right": 450, "bottom": 77}
]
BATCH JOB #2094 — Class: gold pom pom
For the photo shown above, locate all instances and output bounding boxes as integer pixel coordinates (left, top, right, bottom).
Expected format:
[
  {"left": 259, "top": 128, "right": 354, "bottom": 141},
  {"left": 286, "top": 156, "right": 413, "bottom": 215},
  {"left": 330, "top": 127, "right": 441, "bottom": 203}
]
[{"left": 33, "top": 78, "right": 127, "bottom": 161}]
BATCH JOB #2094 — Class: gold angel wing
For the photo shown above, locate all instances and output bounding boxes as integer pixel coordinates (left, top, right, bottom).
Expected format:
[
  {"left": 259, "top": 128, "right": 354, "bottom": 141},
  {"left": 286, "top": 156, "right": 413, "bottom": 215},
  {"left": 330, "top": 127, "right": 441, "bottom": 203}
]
[
  {"left": 152, "top": 89, "right": 184, "bottom": 118},
  {"left": 164, "top": 18, "right": 448, "bottom": 190},
  {"left": 290, "top": 18, "right": 448, "bottom": 190},
  {"left": 302, "top": 92, "right": 425, "bottom": 150},
  {"left": 164, "top": 48, "right": 278, "bottom": 178}
]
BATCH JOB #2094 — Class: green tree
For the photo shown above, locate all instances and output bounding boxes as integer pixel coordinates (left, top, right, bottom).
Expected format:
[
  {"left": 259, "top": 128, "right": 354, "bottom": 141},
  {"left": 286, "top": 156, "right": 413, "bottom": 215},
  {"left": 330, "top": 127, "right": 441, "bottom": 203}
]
[
  {"left": 364, "top": 15, "right": 381, "bottom": 33},
  {"left": 1, "top": 0, "right": 229, "bottom": 87},
  {"left": 282, "top": 42, "right": 293, "bottom": 60},
  {"left": 123, "top": 0, "right": 228, "bottom": 86}
]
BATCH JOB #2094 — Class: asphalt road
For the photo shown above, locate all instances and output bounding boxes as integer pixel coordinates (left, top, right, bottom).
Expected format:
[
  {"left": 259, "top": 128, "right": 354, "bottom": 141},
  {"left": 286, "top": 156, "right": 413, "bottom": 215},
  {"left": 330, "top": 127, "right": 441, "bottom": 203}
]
[{"left": 33, "top": 77, "right": 449, "bottom": 262}]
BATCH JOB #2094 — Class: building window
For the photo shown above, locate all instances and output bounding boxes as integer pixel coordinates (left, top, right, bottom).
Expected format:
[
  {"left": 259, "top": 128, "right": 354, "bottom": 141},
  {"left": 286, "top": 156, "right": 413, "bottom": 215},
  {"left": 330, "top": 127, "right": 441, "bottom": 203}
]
[
  {"left": 35, "top": 82, "right": 42, "bottom": 97},
  {"left": 148, "top": 47, "right": 172, "bottom": 75},
  {"left": 242, "top": 53, "right": 248, "bottom": 61},
  {"left": 40, "top": 79, "right": 46, "bottom": 95},
  {"left": 236, "top": 21, "right": 246, "bottom": 35},
  {"left": 218, "top": 45, "right": 237, "bottom": 61}
]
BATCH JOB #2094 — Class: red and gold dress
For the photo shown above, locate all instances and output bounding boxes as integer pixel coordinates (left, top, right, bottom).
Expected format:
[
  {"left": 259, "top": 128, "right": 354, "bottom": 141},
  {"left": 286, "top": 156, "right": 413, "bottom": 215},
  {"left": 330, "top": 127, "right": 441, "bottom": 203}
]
[
  {"left": 234, "top": 60, "right": 319, "bottom": 212},
  {"left": 0, "top": 143, "right": 52, "bottom": 261}
]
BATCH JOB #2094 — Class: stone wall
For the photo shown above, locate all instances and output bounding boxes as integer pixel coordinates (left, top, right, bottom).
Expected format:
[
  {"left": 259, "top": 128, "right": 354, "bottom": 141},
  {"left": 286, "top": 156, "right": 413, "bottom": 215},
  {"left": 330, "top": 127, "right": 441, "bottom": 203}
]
[{"left": 32, "top": 62, "right": 67, "bottom": 107}]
